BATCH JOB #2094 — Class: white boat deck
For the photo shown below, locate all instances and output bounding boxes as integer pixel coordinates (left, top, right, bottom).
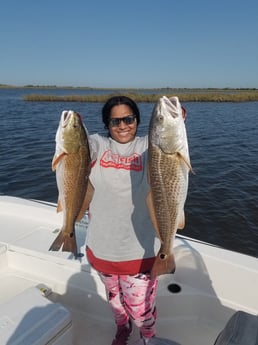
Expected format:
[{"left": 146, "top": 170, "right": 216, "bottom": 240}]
[{"left": 0, "top": 196, "right": 257, "bottom": 345}]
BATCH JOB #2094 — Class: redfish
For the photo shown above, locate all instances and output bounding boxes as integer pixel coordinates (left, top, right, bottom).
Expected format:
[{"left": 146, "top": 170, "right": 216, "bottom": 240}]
[
  {"left": 147, "top": 96, "right": 191, "bottom": 278},
  {"left": 49, "top": 110, "right": 91, "bottom": 257}
]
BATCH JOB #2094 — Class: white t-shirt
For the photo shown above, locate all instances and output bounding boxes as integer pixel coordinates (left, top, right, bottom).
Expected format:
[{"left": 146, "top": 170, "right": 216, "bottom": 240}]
[{"left": 86, "top": 134, "right": 159, "bottom": 270}]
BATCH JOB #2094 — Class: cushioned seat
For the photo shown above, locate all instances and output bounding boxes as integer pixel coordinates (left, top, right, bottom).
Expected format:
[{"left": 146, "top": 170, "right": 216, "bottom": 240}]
[{"left": 214, "top": 311, "right": 258, "bottom": 345}]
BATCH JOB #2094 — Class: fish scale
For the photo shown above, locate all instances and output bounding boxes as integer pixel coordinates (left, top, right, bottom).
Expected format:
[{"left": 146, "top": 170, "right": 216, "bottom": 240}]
[
  {"left": 150, "top": 150, "right": 188, "bottom": 253},
  {"left": 56, "top": 148, "right": 88, "bottom": 230},
  {"left": 148, "top": 96, "right": 191, "bottom": 278},
  {"left": 49, "top": 110, "right": 91, "bottom": 257}
]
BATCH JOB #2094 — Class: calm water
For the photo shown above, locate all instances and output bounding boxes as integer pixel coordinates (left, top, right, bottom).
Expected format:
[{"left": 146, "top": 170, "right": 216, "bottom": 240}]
[{"left": 0, "top": 89, "right": 257, "bottom": 257}]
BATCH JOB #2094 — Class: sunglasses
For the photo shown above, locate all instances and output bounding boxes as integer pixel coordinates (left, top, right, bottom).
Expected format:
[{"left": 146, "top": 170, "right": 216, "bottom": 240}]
[{"left": 109, "top": 114, "right": 137, "bottom": 127}]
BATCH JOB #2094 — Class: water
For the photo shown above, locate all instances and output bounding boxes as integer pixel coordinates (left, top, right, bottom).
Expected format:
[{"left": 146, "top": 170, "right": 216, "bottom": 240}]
[{"left": 0, "top": 89, "right": 257, "bottom": 257}]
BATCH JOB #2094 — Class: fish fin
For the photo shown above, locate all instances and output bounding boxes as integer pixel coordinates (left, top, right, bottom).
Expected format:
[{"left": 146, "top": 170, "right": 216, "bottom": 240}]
[
  {"left": 177, "top": 152, "right": 193, "bottom": 173},
  {"left": 146, "top": 191, "right": 162, "bottom": 240},
  {"left": 76, "top": 181, "right": 95, "bottom": 221},
  {"left": 52, "top": 152, "right": 66, "bottom": 171},
  {"left": 151, "top": 252, "right": 176, "bottom": 279},
  {"left": 177, "top": 210, "right": 185, "bottom": 230},
  {"left": 147, "top": 163, "right": 151, "bottom": 184},
  {"left": 56, "top": 199, "right": 63, "bottom": 213}
]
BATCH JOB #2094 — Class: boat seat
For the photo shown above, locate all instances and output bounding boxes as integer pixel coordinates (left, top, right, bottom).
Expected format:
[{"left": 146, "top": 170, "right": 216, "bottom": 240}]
[
  {"left": 214, "top": 310, "right": 258, "bottom": 345},
  {"left": 0, "top": 286, "right": 73, "bottom": 345}
]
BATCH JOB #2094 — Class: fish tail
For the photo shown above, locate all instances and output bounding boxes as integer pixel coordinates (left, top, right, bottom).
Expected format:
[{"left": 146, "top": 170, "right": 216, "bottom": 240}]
[
  {"left": 49, "top": 230, "right": 78, "bottom": 257},
  {"left": 49, "top": 230, "right": 65, "bottom": 251},
  {"left": 150, "top": 252, "right": 176, "bottom": 279},
  {"left": 62, "top": 232, "right": 78, "bottom": 257}
]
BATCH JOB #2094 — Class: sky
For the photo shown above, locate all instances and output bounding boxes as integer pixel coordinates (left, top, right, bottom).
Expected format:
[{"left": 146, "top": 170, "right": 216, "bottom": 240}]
[{"left": 1, "top": 0, "right": 257, "bottom": 89}]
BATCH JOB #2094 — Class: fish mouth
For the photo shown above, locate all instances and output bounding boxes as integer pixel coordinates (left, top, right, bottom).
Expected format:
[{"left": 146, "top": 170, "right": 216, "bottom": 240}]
[
  {"left": 61, "top": 110, "right": 82, "bottom": 128},
  {"left": 61, "top": 111, "right": 69, "bottom": 125},
  {"left": 160, "top": 96, "right": 181, "bottom": 119}
]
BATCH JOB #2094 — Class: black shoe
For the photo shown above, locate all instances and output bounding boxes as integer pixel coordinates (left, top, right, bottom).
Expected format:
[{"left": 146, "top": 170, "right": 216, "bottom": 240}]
[{"left": 111, "top": 319, "right": 133, "bottom": 345}]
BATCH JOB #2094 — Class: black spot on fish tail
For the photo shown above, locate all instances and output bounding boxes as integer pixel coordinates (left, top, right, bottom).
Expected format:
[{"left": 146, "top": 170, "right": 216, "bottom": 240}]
[
  {"left": 150, "top": 252, "right": 176, "bottom": 279},
  {"left": 49, "top": 230, "right": 78, "bottom": 258},
  {"left": 62, "top": 233, "right": 78, "bottom": 257}
]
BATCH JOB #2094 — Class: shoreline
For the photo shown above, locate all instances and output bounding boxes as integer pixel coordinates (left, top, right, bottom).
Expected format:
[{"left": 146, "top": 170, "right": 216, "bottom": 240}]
[{"left": 1, "top": 85, "right": 258, "bottom": 102}]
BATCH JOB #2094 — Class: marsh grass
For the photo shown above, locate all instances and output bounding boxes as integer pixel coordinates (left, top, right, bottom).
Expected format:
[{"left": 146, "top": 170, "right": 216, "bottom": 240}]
[{"left": 24, "top": 90, "right": 258, "bottom": 103}]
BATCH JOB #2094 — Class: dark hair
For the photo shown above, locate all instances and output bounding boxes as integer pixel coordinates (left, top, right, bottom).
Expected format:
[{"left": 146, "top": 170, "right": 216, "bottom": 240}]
[{"left": 102, "top": 95, "right": 140, "bottom": 128}]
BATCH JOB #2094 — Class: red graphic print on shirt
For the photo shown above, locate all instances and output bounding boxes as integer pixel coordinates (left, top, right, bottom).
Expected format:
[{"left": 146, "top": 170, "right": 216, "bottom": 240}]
[{"left": 100, "top": 150, "right": 143, "bottom": 171}]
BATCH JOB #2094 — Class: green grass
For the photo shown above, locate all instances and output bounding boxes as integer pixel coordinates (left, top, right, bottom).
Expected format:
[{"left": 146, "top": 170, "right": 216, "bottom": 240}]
[{"left": 23, "top": 90, "right": 258, "bottom": 102}]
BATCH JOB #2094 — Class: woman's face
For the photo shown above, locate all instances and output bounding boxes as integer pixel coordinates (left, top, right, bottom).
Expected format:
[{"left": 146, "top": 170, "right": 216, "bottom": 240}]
[{"left": 108, "top": 104, "right": 137, "bottom": 144}]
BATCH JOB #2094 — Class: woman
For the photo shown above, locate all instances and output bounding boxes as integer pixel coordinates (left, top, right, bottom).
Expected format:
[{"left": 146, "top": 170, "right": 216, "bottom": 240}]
[{"left": 86, "top": 95, "right": 160, "bottom": 345}]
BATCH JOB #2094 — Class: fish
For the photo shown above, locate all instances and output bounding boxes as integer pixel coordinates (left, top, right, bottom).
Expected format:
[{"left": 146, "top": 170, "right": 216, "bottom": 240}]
[
  {"left": 49, "top": 110, "right": 92, "bottom": 257},
  {"left": 147, "top": 96, "right": 191, "bottom": 278}
]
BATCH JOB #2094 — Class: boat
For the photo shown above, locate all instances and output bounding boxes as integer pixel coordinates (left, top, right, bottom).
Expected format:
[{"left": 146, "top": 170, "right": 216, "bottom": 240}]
[{"left": 0, "top": 195, "right": 257, "bottom": 345}]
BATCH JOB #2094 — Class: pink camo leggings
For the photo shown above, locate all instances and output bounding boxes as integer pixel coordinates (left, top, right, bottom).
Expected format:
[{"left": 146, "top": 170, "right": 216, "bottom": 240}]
[{"left": 99, "top": 272, "right": 158, "bottom": 338}]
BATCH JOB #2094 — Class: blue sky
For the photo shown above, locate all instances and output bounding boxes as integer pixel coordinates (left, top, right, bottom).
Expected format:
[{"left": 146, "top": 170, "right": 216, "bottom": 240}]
[{"left": 1, "top": 0, "right": 257, "bottom": 88}]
